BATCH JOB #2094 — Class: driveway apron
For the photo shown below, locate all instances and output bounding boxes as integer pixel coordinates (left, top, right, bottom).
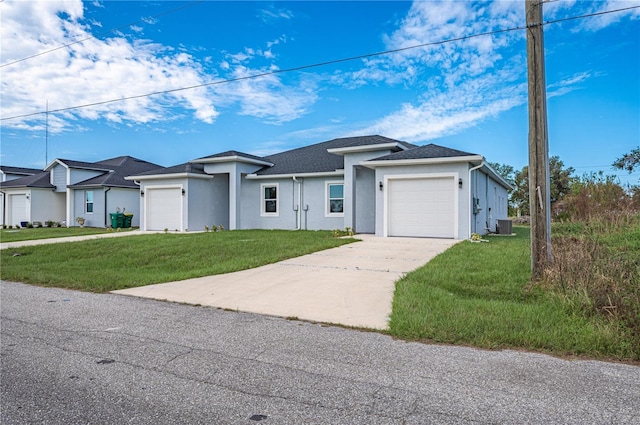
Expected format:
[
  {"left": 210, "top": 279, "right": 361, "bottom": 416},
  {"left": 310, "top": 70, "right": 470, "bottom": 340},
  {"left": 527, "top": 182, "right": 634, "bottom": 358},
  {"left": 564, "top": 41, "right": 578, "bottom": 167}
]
[{"left": 113, "top": 235, "right": 458, "bottom": 329}]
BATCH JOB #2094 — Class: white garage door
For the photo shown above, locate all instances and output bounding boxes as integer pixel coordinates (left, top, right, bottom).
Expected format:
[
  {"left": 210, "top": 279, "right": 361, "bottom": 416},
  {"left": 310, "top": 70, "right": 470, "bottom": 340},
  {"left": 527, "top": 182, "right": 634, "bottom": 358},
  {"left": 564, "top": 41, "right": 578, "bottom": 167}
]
[
  {"left": 10, "top": 194, "right": 27, "bottom": 227},
  {"left": 387, "top": 177, "right": 455, "bottom": 238},
  {"left": 146, "top": 187, "right": 182, "bottom": 231}
]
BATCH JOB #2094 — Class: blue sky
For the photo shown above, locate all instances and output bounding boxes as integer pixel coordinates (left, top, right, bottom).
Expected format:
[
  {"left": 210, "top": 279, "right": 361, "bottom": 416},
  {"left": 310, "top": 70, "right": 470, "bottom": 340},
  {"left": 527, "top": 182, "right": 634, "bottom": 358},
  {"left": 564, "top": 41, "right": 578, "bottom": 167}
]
[{"left": 1, "top": 0, "right": 639, "bottom": 185}]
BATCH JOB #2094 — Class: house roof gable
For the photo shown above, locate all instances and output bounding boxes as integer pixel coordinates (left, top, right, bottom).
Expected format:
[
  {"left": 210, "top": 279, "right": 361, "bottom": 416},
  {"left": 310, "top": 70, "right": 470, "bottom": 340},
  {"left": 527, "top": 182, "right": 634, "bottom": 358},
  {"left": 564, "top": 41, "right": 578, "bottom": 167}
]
[
  {"left": 45, "top": 158, "right": 113, "bottom": 172},
  {"left": 256, "top": 135, "right": 415, "bottom": 176},
  {"left": 68, "top": 156, "right": 162, "bottom": 188},
  {"left": 0, "top": 171, "right": 54, "bottom": 189}
]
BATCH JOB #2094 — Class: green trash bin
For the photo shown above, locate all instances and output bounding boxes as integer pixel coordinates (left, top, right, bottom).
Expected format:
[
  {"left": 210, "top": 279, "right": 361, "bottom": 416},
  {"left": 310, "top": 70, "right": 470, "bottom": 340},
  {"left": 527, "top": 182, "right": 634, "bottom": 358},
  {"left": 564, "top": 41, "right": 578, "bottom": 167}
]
[
  {"left": 123, "top": 213, "right": 133, "bottom": 229},
  {"left": 110, "top": 213, "right": 124, "bottom": 229}
]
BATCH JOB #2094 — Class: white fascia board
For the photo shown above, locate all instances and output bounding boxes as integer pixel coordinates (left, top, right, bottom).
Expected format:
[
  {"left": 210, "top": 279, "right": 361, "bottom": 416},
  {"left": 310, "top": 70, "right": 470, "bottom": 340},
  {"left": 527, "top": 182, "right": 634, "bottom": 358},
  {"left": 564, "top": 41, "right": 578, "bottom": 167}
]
[
  {"left": 245, "top": 170, "right": 344, "bottom": 180},
  {"left": 481, "top": 163, "right": 514, "bottom": 191},
  {"left": 190, "top": 156, "right": 273, "bottom": 167},
  {"left": 327, "top": 143, "right": 409, "bottom": 155},
  {"left": 124, "top": 173, "right": 213, "bottom": 181},
  {"left": 360, "top": 155, "right": 484, "bottom": 169},
  {"left": 44, "top": 159, "right": 67, "bottom": 171}
]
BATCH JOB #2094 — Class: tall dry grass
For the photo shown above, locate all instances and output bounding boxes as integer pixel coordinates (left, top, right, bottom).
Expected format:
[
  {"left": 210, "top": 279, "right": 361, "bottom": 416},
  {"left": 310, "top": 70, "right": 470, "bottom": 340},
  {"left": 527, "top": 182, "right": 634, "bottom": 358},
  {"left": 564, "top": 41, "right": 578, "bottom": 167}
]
[{"left": 543, "top": 178, "right": 640, "bottom": 358}]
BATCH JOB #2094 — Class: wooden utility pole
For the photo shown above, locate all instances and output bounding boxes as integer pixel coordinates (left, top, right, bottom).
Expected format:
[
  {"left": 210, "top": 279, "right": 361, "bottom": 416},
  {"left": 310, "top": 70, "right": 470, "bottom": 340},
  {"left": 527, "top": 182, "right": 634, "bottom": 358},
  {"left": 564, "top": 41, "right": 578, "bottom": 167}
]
[{"left": 525, "top": 0, "right": 552, "bottom": 280}]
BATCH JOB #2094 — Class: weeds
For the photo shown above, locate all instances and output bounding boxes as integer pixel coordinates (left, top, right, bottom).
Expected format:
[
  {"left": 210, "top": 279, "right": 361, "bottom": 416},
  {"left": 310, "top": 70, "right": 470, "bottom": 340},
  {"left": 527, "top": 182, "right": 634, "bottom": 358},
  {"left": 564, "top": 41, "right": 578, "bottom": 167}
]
[{"left": 543, "top": 213, "right": 640, "bottom": 359}]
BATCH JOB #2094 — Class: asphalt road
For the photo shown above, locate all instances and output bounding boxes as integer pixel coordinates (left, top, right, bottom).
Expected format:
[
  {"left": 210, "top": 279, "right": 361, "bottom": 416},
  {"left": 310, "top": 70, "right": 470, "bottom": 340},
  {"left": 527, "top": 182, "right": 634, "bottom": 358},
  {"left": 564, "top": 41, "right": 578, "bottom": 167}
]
[{"left": 2, "top": 281, "right": 638, "bottom": 424}]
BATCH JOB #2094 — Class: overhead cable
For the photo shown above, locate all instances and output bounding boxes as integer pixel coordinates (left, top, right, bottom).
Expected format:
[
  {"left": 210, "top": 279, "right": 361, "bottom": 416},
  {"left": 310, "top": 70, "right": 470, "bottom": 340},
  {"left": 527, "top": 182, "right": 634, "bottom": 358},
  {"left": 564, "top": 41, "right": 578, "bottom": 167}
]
[
  {"left": 1, "top": 4, "right": 638, "bottom": 122},
  {"left": 0, "top": 0, "right": 205, "bottom": 69}
]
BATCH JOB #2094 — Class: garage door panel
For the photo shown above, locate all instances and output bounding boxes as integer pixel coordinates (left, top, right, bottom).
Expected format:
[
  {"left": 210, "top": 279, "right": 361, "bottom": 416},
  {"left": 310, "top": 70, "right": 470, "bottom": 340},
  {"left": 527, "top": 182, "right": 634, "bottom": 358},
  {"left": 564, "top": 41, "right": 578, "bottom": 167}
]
[
  {"left": 10, "top": 194, "right": 27, "bottom": 226},
  {"left": 388, "top": 177, "right": 455, "bottom": 238},
  {"left": 146, "top": 188, "right": 182, "bottom": 231}
]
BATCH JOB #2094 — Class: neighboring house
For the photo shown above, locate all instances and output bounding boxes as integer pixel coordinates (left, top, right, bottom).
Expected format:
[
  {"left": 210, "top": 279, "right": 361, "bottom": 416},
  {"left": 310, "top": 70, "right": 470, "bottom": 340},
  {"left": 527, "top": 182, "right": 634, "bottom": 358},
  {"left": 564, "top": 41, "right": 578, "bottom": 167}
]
[
  {"left": 0, "top": 166, "right": 43, "bottom": 226},
  {"left": 0, "top": 165, "right": 43, "bottom": 182},
  {"left": 0, "top": 156, "right": 160, "bottom": 228},
  {"left": 129, "top": 135, "right": 512, "bottom": 239}
]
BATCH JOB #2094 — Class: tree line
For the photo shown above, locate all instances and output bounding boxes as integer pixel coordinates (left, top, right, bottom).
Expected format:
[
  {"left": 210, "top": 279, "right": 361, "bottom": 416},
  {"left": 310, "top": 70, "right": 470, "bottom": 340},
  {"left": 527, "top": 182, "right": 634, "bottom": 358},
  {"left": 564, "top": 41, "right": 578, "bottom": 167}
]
[{"left": 490, "top": 147, "right": 640, "bottom": 219}]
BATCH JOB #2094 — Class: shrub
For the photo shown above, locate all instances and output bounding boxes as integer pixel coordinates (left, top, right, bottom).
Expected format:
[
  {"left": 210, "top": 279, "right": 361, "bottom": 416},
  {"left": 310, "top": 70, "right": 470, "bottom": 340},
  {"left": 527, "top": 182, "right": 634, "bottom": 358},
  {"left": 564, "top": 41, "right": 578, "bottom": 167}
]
[{"left": 558, "top": 172, "right": 636, "bottom": 222}]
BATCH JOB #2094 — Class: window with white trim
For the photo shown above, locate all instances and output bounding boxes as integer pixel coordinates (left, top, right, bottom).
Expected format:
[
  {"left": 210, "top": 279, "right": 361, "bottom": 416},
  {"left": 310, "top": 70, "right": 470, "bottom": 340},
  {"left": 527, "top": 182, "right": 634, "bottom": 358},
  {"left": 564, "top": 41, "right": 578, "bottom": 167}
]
[
  {"left": 326, "top": 182, "right": 344, "bottom": 216},
  {"left": 261, "top": 183, "right": 279, "bottom": 216},
  {"left": 85, "top": 191, "right": 94, "bottom": 213}
]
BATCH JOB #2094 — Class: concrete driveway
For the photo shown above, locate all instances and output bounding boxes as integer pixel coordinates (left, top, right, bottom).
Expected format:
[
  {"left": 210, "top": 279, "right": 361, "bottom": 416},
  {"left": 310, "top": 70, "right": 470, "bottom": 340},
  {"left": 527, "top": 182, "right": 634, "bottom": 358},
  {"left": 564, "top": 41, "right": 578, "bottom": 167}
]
[{"left": 114, "top": 235, "right": 459, "bottom": 330}]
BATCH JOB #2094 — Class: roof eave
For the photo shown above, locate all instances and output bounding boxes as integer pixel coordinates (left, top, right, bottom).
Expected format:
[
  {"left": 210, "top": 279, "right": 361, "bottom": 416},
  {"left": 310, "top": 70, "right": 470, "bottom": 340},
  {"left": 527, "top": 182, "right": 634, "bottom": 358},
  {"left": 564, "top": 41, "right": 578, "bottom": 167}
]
[
  {"left": 190, "top": 156, "right": 273, "bottom": 167},
  {"left": 480, "top": 163, "right": 514, "bottom": 191},
  {"left": 360, "top": 155, "right": 484, "bottom": 169},
  {"left": 125, "top": 173, "right": 214, "bottom": 181},
  {"left": 327, "top": 142, "right": 410, "bottom": 156},
  {"left": 246, "top": 170, "right": 344, "bottom": 179}
]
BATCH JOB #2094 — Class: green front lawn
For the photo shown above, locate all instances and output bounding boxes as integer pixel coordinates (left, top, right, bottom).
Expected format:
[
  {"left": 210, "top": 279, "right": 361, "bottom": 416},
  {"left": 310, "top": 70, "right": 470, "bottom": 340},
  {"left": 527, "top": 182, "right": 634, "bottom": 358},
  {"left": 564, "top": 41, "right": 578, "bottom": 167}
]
[
  {"left": 0, "top": 230, "right": 355, "bottom": 292},
  {"left": 1, "top": 227, "right": 132, "bottom": 243},
  {"left": 389, "top": 226, "right": 636, "bottom": 361}
]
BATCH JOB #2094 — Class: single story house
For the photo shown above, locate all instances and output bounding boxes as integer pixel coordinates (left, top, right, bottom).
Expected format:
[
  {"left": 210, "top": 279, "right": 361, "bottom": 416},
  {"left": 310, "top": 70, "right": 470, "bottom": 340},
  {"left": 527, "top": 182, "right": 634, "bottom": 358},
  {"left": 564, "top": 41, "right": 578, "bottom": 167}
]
[
  {"left": 0, "top": 156, "right": 160, "bottom": 228},
  {"left": 129, "top": 135, "right": 512, "bottom": 239}
]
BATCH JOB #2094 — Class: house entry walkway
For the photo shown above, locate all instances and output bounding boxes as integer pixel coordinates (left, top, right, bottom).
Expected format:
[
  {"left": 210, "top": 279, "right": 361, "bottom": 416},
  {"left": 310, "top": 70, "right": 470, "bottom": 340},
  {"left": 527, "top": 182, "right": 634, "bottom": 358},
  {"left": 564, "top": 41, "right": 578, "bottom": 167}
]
[{"left": 114, "top": 235, "right": 459, "bottom": 330}]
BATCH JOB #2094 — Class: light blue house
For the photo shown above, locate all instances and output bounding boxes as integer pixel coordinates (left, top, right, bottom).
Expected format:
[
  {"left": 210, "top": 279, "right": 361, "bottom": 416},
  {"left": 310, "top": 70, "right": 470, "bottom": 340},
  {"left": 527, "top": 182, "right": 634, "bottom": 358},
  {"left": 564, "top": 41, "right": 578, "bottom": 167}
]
[
  {"left": 0, "top": 156, "right": 160, "bottom": 228},
  {"left": 129, "top": 135, "right": 512, "bottom": 239}
]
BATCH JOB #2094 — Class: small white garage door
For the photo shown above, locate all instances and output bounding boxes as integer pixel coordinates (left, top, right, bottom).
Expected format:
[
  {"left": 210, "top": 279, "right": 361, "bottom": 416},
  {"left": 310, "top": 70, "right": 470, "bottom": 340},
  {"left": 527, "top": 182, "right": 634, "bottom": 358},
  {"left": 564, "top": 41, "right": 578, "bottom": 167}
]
[
  {"left": 10, "top": 194, "right": 27, "bottom": 227},
  {"left": 387, "top": 177, "right": 455, "bottom": 238},
  {"left": 146, "top": 187, "right": 182, "bottom": 231}
]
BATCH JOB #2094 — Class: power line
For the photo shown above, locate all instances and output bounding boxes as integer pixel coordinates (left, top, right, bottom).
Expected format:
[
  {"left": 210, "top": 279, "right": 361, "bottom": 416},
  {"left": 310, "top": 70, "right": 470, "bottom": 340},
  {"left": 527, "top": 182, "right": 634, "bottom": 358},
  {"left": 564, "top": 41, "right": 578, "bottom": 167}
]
[
  {"left": 1, "top": 4, "right": 638, "bottom": 122},
  {"left": 0, "top": 0, "right": 205, "bottom": 69}
]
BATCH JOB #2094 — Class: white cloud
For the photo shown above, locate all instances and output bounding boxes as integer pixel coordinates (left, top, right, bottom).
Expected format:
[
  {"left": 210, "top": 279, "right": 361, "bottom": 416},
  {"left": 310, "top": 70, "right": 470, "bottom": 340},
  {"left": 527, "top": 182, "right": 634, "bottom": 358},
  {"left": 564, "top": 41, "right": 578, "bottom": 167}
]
[
  {"left": 341, "top": 1, "right": 527, "bottom": 142},
  {"left": 357, "top": 69, "right": 527, "bottom": 142},
  {"left": 216, "top": 66, "right": 318, "bottom": 124},
  {"left": 540, "top": 0, "right": 640, "bottom": 34},
  {"left": 0, "top": 0, "right": 218, "bottom": 132},
  {"left": 258, "top": 6, "right": 294, "bottom": 22}
]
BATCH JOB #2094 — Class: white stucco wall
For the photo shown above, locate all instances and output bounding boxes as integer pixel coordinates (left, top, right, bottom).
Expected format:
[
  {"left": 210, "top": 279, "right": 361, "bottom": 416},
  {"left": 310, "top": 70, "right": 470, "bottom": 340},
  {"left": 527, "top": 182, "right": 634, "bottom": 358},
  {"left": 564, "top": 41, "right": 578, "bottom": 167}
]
[
  {"left": 186, "top": 175, "right": 229, "bottom": 231},
  {"left": 240, "top": 176, "right": 347, "bottom": 231},
  {"left": 71, "top": 187, "right": 140, "bottom": 228},
  {"left": 139, "top": 177, "right": 187, "bottom": 231},
  {"left": 353, "top": 166, "right": 376, "bottom": 233},
  {"left": 30, "top": 189, "right": 65, "bottom": 224},
  {"left": 373, "top": 163, "right": 470, "bottom": 239}
]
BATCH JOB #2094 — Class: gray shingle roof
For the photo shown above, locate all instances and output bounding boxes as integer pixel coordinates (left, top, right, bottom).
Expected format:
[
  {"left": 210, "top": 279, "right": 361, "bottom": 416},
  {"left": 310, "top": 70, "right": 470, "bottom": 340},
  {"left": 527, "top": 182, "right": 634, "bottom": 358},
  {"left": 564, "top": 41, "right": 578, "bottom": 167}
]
[
  {"left": 133, "top": 162, "right": 208, "bottom": 177},
  {"left": 257, "top": 135, "right": 415, "bottom": 175},
  {"left": 0, "top": 172, "right": 54, "bottom": 189},
  {"left": 53, "top": 159, "right": 113, "bottom": 171},
  {"left": 370, "top": 143, "right": 478, "bottom": 161},
  {"left": 194, "top": 150, "right": 268, "bottom": 162},
  {"left": 0, "top": 165, "right": 43, "bottom": 176},
  {"left": 68, "top": 156, "right": 162, "bottom": 188}
]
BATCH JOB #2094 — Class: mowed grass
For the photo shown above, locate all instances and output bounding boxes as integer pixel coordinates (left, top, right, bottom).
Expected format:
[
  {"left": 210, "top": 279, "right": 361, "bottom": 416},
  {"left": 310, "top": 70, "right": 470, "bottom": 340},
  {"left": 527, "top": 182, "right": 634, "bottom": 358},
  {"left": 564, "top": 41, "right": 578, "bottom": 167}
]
[
  {"left": 0, "top": 230, "right": 355, "bottom": 292},
  {"left": 1, "top": 227, "right": 130, "bottom": 243},
  {"left": 389, "top": 226, "right": 634, "bottom": 360}
]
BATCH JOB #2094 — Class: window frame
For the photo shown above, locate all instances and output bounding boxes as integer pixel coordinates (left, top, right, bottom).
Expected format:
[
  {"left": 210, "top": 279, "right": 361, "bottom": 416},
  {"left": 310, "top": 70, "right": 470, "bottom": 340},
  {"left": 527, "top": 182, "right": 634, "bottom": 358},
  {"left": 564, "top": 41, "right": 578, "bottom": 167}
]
[
  {"left": 325, "top": 181, "right": 344, "bottom": 217},
  {"left": 85, "top": 190, "right": 94, "bottom": 214},
  {"left": 260, "top": 183, "right": 279, "bottom": 217}
]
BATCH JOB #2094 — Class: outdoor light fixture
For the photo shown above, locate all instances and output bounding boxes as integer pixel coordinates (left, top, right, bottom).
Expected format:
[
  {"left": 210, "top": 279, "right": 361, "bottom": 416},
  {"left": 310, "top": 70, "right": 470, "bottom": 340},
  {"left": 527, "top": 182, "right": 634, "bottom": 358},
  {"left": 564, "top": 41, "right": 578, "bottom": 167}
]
[
  {"left": 182, "top": 188, "right": 186, "bottom": 195},
  {"left": 25, "top": 194, "right": 30, "bottom": 200},
  {"left": 379, "top": 181, "right": 383, "bottom": 191},
  {"left": 459, "top": 178, "right": 463, "bottom": 188},
  {"left": 140, "top": 190, "right": 144, "bottom": 197}
]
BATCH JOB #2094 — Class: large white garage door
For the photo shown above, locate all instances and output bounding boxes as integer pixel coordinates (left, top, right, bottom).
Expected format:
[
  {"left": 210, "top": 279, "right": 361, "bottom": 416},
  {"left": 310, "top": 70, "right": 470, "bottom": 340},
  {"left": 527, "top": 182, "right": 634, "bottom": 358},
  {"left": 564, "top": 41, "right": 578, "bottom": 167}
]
[
  {"left": 387, "top": 177, "right": 455, "bottom": 238},
  {"left": 146, "top": 187, "right": 182, "bottom": 231},
  {"left": 10, "top": 194, "right": 27, "bottom": 227}
]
